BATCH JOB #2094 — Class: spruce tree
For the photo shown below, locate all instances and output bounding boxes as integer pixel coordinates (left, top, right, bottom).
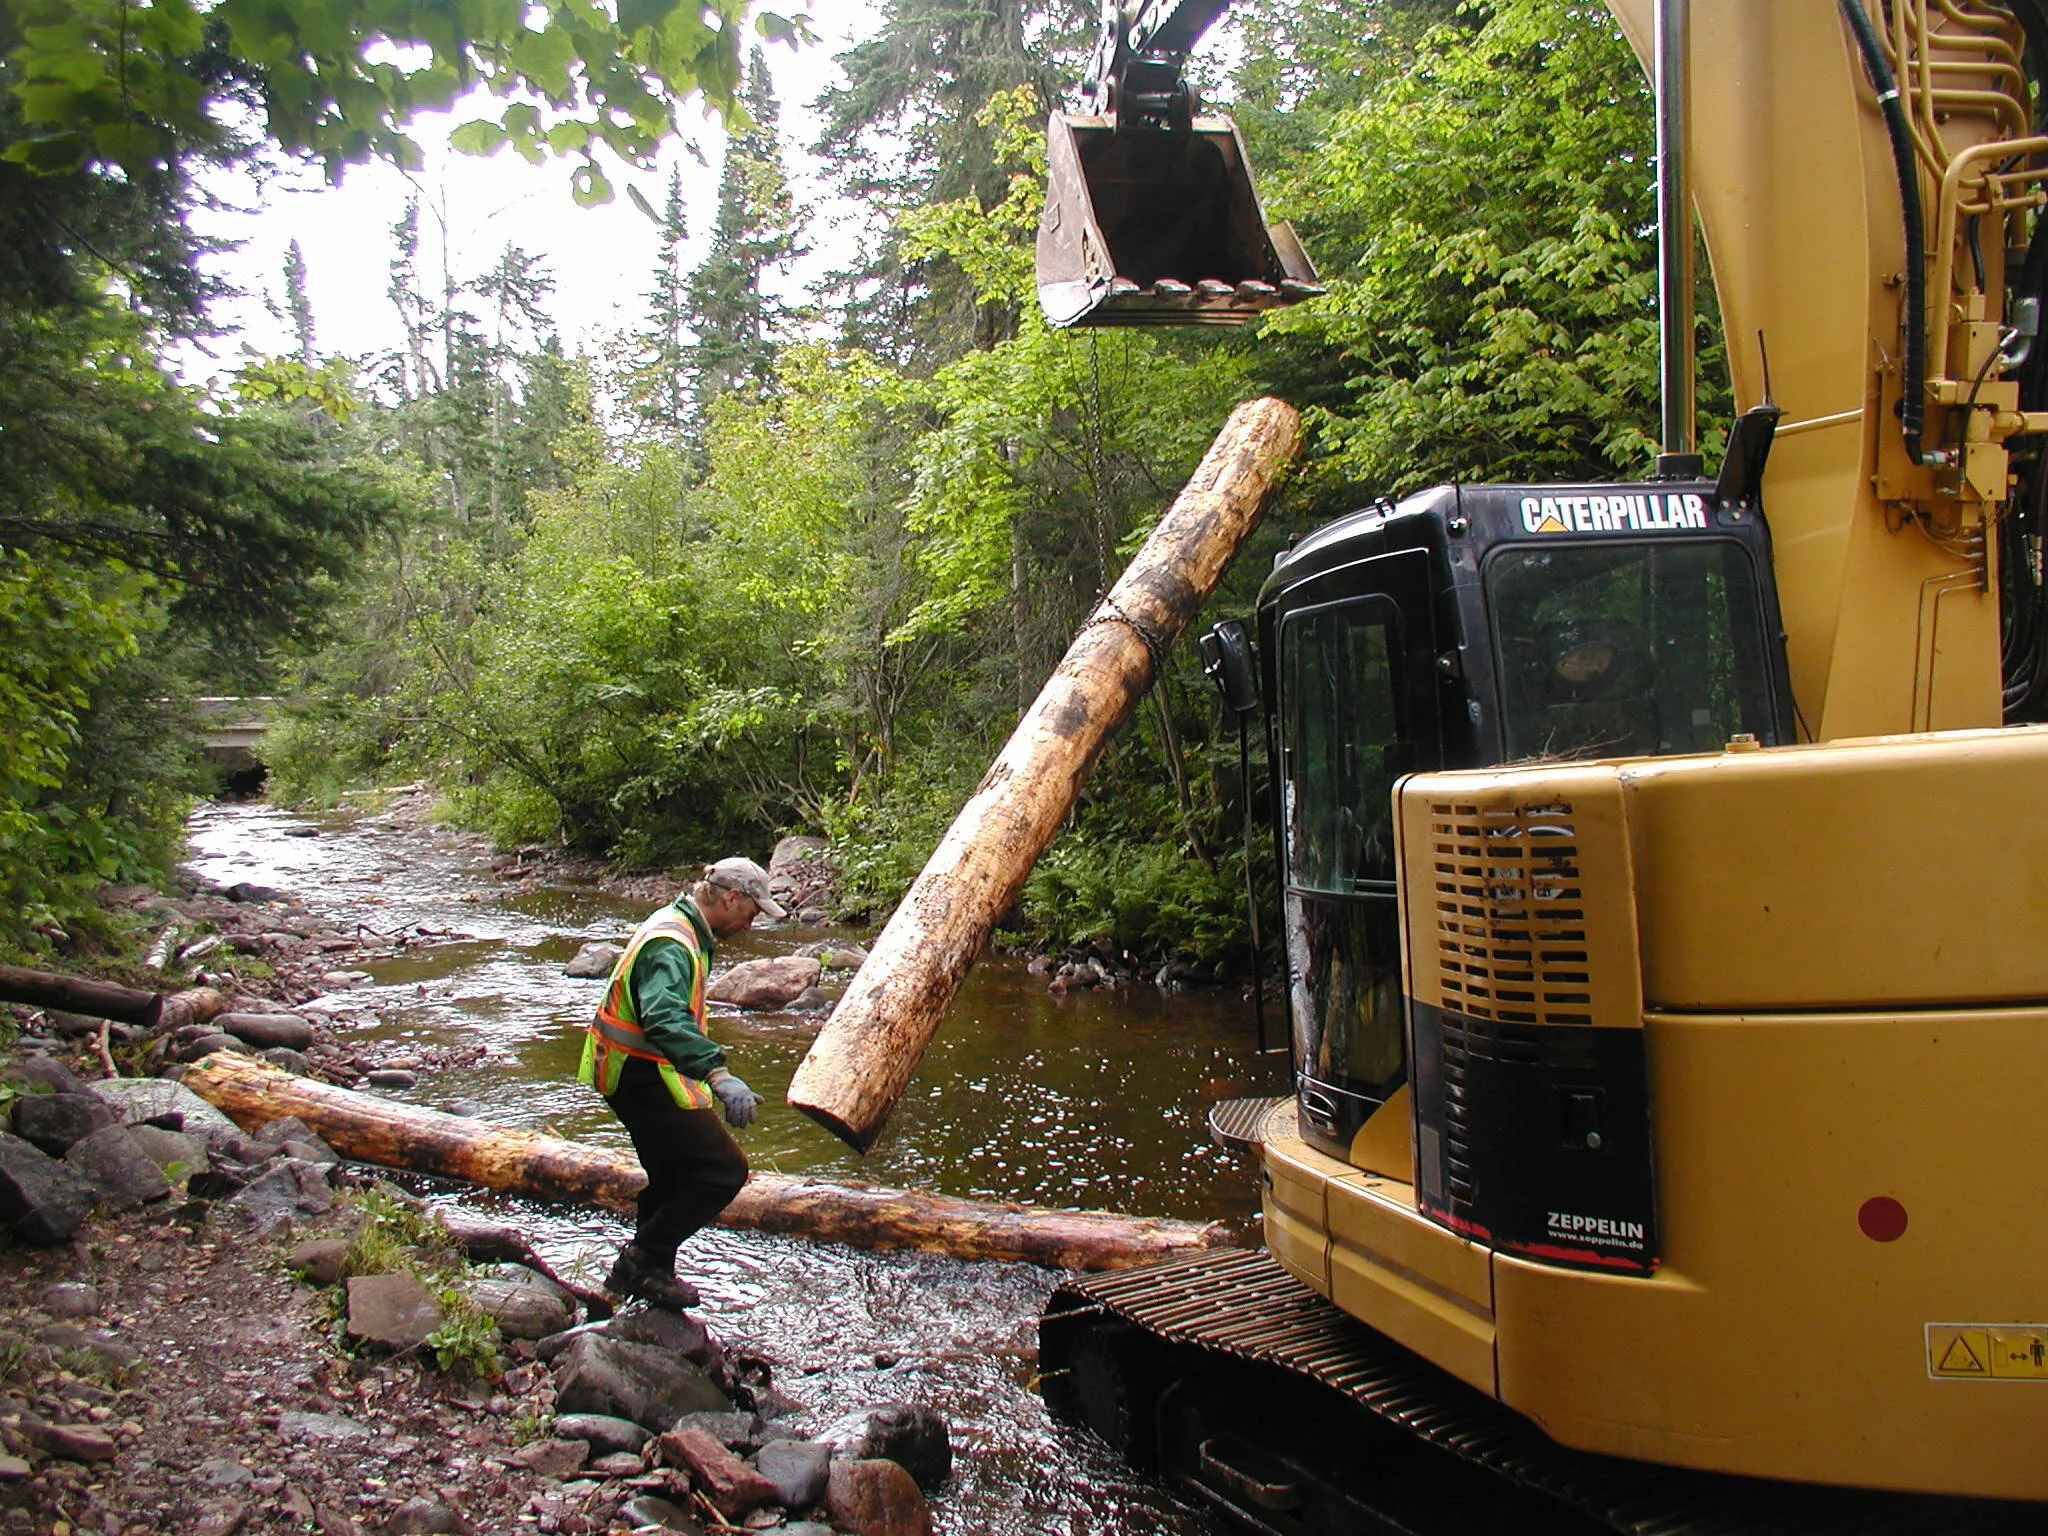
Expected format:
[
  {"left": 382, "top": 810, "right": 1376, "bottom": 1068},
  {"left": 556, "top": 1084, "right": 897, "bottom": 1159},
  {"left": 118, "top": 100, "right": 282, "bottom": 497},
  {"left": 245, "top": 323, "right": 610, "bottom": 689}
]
[{"left": 685, "top": 48, "right": 805, "bottom": 441}]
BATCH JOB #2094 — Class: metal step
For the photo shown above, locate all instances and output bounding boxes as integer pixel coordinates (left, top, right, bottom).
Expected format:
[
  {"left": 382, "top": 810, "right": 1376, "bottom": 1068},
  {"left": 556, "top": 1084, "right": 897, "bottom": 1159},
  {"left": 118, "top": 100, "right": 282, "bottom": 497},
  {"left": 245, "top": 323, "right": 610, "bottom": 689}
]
[
  {"left": 1044, "top": 1249, "right": 2037, "bottom": 1536},
  {"left": 1206, "top": 1096, "right": 1290, "bottom": 1154}
]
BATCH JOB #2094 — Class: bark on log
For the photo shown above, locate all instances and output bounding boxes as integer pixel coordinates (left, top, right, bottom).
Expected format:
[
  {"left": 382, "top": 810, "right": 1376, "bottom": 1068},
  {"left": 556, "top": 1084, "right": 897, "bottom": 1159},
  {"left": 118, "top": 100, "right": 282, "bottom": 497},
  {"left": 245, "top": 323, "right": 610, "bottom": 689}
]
[
  {"left": 788, "top": 396, "right": 1303, "bottom": 1151},
  {"left": 182, "top": 1054, "right": 1235, "bottom": 1272}
]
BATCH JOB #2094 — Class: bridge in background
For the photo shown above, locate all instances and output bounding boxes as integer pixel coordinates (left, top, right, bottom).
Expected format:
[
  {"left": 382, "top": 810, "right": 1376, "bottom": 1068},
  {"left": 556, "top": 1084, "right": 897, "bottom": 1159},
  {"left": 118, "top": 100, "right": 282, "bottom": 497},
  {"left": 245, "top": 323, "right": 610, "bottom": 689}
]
[{"left": 195, "top": 697, "right": 273, "bottom": 754}]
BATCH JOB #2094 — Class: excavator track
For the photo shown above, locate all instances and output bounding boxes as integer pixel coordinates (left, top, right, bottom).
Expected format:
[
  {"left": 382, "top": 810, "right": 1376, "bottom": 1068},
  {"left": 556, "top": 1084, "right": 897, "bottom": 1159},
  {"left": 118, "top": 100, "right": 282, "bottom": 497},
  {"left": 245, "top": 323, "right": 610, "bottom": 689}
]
[{"left": 1041, "top": 1248, "right": 2035, "bottom": 1536}]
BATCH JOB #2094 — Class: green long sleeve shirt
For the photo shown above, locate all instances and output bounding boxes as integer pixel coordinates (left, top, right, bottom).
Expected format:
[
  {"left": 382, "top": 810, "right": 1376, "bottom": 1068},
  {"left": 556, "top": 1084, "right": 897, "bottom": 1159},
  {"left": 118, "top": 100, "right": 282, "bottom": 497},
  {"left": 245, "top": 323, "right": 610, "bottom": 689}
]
[{"left": 627, "top": 898, "right": 727, "bottom": 1080}]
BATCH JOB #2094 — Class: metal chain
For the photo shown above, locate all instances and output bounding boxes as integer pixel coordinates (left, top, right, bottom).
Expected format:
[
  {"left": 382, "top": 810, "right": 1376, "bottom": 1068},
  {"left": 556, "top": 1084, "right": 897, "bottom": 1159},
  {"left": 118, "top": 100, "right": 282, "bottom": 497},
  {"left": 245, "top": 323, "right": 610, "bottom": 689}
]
[{"left": 1083, "top": 590, "right": 1169, "bottom": 676}]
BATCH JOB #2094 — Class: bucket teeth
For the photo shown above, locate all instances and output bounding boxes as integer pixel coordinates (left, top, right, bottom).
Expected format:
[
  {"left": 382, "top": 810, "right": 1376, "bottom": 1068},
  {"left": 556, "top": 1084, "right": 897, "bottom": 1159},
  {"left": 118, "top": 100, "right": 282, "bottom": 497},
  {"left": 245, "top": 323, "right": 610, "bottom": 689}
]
[
  {"left": 1280, "top": 279, "right": 1326, "bottom": 301},
  {"left": 1235, "top": 280, "right": 1279, "bottom": 302},
  {"left": 1195, "top": 279, "right": 1235, "bottom": 299},
  {"left": 1154, "top": 279, "right": 1194, "bottom": 297}
]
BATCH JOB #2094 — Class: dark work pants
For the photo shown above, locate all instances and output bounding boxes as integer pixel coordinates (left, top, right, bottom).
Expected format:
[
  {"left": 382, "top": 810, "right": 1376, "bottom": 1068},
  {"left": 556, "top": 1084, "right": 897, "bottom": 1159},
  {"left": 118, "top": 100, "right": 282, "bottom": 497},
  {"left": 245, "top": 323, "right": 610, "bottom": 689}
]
[{"left": 606, "top": 1057, "right": 749, "bottom": 1269}]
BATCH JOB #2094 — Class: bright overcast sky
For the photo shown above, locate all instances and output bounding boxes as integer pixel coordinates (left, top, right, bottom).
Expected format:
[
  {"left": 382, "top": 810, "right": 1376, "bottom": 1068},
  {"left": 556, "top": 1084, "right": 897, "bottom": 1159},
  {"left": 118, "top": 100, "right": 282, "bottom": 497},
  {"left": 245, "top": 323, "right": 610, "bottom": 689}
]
[{"left": 181, "top": 9, "right": 877, "bottom": 384}]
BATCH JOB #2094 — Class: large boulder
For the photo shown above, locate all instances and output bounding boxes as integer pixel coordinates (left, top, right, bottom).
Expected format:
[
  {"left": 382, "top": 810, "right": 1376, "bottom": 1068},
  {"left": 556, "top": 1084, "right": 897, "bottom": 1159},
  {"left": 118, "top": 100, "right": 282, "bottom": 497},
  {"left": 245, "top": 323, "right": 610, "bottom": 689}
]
[
  {"left": 563, "top": 942, "right": 624, "bottom": 980},
  {"left": 62, "top": 1126, "right": 169, "bottom": 1211},
  {"left": 705, "top": 955, "right": 821, "bottom": 1011},
  {"left": 552, "top": 1333, "right": 731, "bottom": 1430},
  {"left": 0, "top": 1134, "right": 98, "bottom": 1245},
  {"left": 10, "top": 1093, "right": 116, "bottom": 1156},
  {"left": 224, "top": 1159, "right": 335, "bottom": 1234}
]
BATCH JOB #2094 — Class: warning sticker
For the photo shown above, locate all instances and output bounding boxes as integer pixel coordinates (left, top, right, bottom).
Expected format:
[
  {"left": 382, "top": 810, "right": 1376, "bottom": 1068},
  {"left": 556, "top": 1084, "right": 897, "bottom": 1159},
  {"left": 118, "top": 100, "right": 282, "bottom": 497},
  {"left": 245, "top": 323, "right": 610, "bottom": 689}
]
[{"left": 1927, "top": 1324, "right": 2048, "bottom": 1380}]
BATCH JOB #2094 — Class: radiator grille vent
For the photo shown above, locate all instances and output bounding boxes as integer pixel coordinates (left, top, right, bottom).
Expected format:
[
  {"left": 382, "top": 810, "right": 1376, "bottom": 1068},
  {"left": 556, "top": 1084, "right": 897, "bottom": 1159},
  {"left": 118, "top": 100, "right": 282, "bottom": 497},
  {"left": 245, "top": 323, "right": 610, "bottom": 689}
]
[{"left": 1430, "top": 800, "right": 1597, "bottom": 1027}]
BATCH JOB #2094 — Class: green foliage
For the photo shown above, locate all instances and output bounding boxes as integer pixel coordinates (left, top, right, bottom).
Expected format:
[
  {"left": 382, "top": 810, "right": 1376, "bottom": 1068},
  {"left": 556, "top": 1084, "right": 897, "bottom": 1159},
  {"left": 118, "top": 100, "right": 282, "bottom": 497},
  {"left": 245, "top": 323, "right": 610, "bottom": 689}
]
[
  {"left": 1022, "top": 831, "right": 1247, "bottom": 966},
  {"left": 1243, "top": 0, "right": 1725, "bottom": 507},
  {"left": 4, "top": 0, "right": 785, "bottom": 185}
]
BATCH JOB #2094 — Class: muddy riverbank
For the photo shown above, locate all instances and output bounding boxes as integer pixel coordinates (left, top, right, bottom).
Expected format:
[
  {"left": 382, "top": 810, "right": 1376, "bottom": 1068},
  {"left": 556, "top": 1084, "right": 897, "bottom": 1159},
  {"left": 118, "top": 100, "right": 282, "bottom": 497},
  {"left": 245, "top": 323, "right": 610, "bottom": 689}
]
[{"left": 0, "top": 797, "right": 1286, "bottom": 1534}]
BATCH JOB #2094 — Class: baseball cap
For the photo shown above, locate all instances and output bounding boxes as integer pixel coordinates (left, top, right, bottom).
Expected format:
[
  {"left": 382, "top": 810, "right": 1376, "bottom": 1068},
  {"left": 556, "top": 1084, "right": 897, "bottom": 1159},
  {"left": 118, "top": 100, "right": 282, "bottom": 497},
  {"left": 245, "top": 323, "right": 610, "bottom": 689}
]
[{"left": 704, "top": 856, "right": 787, "bottom": 920}]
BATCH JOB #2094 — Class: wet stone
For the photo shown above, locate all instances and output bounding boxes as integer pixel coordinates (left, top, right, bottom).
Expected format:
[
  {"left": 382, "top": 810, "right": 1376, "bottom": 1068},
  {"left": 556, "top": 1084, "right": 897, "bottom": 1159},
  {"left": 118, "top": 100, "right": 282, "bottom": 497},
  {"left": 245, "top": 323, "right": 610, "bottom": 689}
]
[
  {"left": 364, "top": 1069, "right": 418, "bottom": 1089},
  {"left": 462, "top": 1265, "right": 573, "bottom": 1341},
  {"left": 751, "top": 1439, "right": 831, "bottom": 1510},
  {"left": 587, "top": 1451, "right": 643, "bottom": 1477},
  {"left": 177, "top": 1033, "right": 249, "bottom": 1063},
  {"left": 824, "top": 1458, "right": 931, "bottom": 1536},
  {"left": 95, "top": 1078, "right": 239, "bottom": 1141},
  {"left": 382, "top": 1496, "right": 472, "bottom": 1535},
  {"left": 655, "top": 1424, "right": 779, "bottom": 1520},
  {"left": 287, "top": 1238, "right": 351, "bottom": 1286},
  {"left": 563, "top": 942, "right": 623, "bottom": 979},
  {"left": 704, "top": 955, "right": 821, "bottom": 1011},
  {"left": 125, "top": 1124, "right": 204, "bottom": 1175},
  {"left": 821, "top": 1403, "right": 952, "bottom": 1492},
  {"left": 668, "top": 1410, "right": 766, "bottom": 1455},
  {"left": 0, "top": 1132, "right": 99, "bottom": 1244}
]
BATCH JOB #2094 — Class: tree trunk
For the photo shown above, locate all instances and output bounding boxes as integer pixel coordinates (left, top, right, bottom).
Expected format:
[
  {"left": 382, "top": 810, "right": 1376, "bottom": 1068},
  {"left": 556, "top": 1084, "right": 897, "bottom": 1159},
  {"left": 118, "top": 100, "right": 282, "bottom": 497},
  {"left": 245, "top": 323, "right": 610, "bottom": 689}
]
[
  {"left": 787, "top": 397, "right": 1303, "bottom": 1151},
  {"left": 181, "top": 1054, "right": 1235, "bottom": 1272},
  {"left": 0, "top": 967, "right": 226, "bottom": 1033}
]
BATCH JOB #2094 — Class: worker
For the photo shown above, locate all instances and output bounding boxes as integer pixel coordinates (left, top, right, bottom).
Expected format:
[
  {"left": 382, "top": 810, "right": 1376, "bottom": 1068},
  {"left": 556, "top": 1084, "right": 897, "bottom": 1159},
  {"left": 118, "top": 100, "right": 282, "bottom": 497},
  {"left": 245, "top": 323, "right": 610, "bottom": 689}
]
[{"left": 580, "top": 856, "right": 784, "bottom": 1310}]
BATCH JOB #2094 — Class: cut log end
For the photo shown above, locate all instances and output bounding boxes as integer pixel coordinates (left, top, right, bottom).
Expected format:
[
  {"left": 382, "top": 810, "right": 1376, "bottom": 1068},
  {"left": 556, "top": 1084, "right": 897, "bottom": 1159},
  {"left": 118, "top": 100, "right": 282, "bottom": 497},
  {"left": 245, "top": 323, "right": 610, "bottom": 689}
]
[{"left": 791, "top": 1097, "right": 881, "bottom": 1155}]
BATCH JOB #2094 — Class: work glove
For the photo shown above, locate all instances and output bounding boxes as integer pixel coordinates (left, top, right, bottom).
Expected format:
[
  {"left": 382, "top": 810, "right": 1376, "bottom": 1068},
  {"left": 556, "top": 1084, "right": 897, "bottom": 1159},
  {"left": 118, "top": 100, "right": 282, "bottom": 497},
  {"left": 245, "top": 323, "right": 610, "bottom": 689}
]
[{"left": 706, "top": 1068, "right": 760, "bottom": 1128}]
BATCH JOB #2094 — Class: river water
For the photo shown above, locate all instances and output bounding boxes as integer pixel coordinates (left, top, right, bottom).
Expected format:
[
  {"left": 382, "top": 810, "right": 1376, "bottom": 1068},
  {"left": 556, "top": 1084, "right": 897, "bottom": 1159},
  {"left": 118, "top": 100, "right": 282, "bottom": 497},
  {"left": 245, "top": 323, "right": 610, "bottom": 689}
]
[{"left": 186, "top": 801, "right": 1291, "bottom": 1534}]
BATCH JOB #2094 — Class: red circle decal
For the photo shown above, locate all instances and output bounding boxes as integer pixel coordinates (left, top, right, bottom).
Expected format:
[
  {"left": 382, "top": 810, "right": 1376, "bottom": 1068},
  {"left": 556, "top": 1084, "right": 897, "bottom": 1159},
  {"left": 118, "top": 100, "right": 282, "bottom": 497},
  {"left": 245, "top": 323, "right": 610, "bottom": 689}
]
[{"left": 1858, "top": 1196, "right": 1908, "bottom": 1242}]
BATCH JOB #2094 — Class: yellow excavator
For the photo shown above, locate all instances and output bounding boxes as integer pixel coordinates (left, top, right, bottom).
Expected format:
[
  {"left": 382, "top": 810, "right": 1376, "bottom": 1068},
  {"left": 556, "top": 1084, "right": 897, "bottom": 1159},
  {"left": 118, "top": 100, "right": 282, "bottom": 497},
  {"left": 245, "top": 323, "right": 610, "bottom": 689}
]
[{"left": 1035, "top": 1, "right": 2048, "bottom": 1530}]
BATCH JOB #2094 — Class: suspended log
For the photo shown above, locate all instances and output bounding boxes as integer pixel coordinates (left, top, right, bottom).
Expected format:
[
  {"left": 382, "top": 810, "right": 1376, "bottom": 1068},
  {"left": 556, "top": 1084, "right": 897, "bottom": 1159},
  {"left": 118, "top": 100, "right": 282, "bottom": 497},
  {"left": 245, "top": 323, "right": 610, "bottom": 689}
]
[
  {"left": 788, "top": 396, "right": 1303, "bottom": 1152},
  {"left": 182, "top": 1054, "right": 1236, "bottom": 1272},
  {"left": 0, "top": 965, "right": 226, "bottom": 1033}
]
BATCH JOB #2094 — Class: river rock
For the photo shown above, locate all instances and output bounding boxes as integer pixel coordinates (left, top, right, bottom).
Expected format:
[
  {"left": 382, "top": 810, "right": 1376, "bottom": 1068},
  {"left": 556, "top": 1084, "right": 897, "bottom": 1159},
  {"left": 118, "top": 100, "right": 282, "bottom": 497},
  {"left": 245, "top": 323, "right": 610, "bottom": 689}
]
[
  {"left": 217, "top": 1012, "right": 315, "bottom": 1050},
  {"left": 346, "top": 1273, "right": 445, "bottom": 1350},
  {"left": 7, "top": 1058, "right": 100, "bottom": 1099},
  {"left": 510, "top": 1437, "right": 588, "bottom": 1476},
  {"left": 798, "top": 941, "right": 869, "bottom": 970},
  {"left": 224, "top": 1159, "right": 334, "bottom": 1233},
  {"left": 177, "top": 1032, "right": 250, "bottom": 1063},
  {"left": 24, "top": 1421, "right": 118, "bottom": 1463},
  {"left": 364, "top": 1069, "right": 417, "bottom": 1089},
  {"left": 614, "top": 1494, "right": 700, "bottom": 1532},
  {"left": 10, "top": 1092, "right": 116, "bottom": 1155},
  {"left": 33, "top": 1322, "right": 139, "bottom": 1369},
  {"left": 820, "top": 1404, "right": 952, "bottom": 1492},
  {"left": 253, "top": 1117, "right": 339, "bottom": 1162},
  {"left": 287, "top": 1238, "right": 351, "bottom": 1286},
  {"left": 603, "top": 1303, "right": 713, "bottom": 1363},
  {"left": 551, "top": 1333, "right": 731, "bottom": 1429},
  {"left": 656, "top": 1425, "right": 780, "bottom": 1519},
  {"left": 63, "top": 1125, "right": 169, "bottom": 1210},
  {"left": 563, "top": 942, "right": 623, "bottom": 979},
  {"left": 382, "top": 1495, "right": 473, "bottom": 1535},
  {"left": 705, "top": 955, "right": 821, "bottom": 1010},
  {"left": 223, "top": 881, "right": 290, "bottom": 904},
  {"left": 668, "top": 1410, "right": 766, "bottom": 1454},
  {"left": 126, "top": 1124, "right": 204, "bottom": 1175},
  {"left": 824, "top": 1458, "right": 931, "bottom": 1536},
  {"left": 260, "top": 1048, "right": 311, "bottom": 1075},
  {"left": 463, "top": 1265, "right": 574, "bottom": 1340},
  {"left": 550, "top": 1414, "right": 650, "bottom": 1456},
  {"left": 40, "top": 1281, "right": 97, "bottom": 1318},
  {"left": 752, "top": 1439, "right": 832, "bottom": 1509},
  {"left": 94, "top": 1077, "right": 240, "bottom": 1142}
]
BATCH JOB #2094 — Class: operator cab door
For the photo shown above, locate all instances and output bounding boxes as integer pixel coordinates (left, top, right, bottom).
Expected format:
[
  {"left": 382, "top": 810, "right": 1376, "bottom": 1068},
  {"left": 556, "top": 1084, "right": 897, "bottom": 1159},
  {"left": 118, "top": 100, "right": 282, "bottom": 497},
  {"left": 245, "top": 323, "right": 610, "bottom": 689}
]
[{"left": 1275, "top": 551, "right": 1440, "bottom": 1163}]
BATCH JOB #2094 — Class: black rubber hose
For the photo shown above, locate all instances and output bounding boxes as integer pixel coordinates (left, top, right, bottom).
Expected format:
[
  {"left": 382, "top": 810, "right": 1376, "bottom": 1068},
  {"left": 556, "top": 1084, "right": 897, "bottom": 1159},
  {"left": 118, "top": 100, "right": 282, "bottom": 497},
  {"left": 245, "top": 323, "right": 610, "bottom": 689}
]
[{"left": 1838, "top": 0, "right": 1928, "bottom": 465}]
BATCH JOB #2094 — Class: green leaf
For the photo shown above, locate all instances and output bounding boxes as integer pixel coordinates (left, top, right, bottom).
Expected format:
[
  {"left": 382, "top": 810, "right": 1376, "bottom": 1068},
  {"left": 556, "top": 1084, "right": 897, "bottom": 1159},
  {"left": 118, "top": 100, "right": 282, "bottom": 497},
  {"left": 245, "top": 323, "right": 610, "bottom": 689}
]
[
  {"left": 570, "top": 161, "right": 613, "bottom": 207},
  {"left": 90, "top": 121, "right": 169, "bottom": 173},
  {"left": 449, "top": 119, "right": 509, "bottom": 155}
]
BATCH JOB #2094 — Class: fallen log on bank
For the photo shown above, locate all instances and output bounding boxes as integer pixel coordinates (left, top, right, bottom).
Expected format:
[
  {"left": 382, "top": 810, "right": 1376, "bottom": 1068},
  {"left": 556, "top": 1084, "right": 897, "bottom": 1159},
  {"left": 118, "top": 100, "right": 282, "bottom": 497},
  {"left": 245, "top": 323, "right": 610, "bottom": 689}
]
[
  {"left": 182, "top": 1053, "right": 1236, "bottom": 1272},
  {"left": 0, "top": 965, "right": 226, "bottom": 1033},
  {"left": 788, "top": 396, "right": 1304, "bottom": 1152}
]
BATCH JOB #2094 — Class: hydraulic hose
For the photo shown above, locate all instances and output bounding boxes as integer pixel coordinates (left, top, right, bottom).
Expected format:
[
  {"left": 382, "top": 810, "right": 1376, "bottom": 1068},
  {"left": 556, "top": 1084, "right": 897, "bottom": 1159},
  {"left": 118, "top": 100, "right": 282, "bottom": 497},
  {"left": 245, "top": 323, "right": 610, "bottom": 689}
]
[{"left": 1837, "top": 0, "right": 1928, "bottom": 465}]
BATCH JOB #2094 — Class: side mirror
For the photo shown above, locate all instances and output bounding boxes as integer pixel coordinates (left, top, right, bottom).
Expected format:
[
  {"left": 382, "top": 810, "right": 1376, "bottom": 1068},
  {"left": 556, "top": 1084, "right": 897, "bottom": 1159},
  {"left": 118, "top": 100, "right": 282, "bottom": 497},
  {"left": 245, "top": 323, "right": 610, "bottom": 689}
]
[{"left": 1199, "top": 620, "right": 1261, "bottom": 717}]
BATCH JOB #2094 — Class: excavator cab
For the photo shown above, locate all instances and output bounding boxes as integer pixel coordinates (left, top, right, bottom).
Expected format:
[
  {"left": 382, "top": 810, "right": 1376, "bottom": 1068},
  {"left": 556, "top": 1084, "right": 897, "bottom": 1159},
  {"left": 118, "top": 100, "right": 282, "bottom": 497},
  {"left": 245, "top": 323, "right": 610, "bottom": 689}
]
[{"left": 1037, "top": 0, "right": 1324, "bottom": 327}]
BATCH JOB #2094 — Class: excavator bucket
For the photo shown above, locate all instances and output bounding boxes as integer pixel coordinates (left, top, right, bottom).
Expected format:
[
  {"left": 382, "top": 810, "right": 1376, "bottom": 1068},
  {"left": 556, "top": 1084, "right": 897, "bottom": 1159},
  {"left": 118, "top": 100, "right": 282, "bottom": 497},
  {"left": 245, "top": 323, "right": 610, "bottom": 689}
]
[{"left": 1037, "top": 112, "right": 1323, "bottom": 328}]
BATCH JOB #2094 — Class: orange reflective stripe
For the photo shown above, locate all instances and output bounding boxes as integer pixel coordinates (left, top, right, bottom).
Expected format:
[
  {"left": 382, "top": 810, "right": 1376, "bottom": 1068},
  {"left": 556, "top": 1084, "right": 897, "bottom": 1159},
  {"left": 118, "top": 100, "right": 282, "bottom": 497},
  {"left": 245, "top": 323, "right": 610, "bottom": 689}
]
[{"left": 584, "top": 904, "right": 716, "bottom": 1111}]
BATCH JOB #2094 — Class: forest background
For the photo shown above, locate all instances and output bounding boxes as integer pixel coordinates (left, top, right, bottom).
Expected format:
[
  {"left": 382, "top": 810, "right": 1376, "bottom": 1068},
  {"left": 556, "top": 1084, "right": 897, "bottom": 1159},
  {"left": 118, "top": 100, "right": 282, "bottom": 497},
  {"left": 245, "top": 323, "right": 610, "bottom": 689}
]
[{"left": 0, "top": 0, "right": 1724, "bottom": 968}]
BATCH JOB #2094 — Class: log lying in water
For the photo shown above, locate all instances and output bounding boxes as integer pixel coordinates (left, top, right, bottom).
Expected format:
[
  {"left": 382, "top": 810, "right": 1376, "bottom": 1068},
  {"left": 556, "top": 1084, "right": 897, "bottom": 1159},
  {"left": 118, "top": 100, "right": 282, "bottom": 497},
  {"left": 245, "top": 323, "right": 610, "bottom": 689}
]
[
  {"left": 182, "top": 1053, "right": 1235, "bottom": 1272},
  {"left": 0, "top": 964, "right": 226, "bottom": 1033},
  {"left": 788, "top": 396, "right": 1304, "bottom": 1152}
]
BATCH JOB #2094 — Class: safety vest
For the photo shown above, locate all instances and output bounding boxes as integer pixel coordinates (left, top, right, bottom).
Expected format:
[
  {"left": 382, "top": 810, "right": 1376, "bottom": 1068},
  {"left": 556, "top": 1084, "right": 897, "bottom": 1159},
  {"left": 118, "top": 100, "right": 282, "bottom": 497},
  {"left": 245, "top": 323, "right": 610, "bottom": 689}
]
[{"left": 577, "top": 902, "right": 717, "bottom": 1110}]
